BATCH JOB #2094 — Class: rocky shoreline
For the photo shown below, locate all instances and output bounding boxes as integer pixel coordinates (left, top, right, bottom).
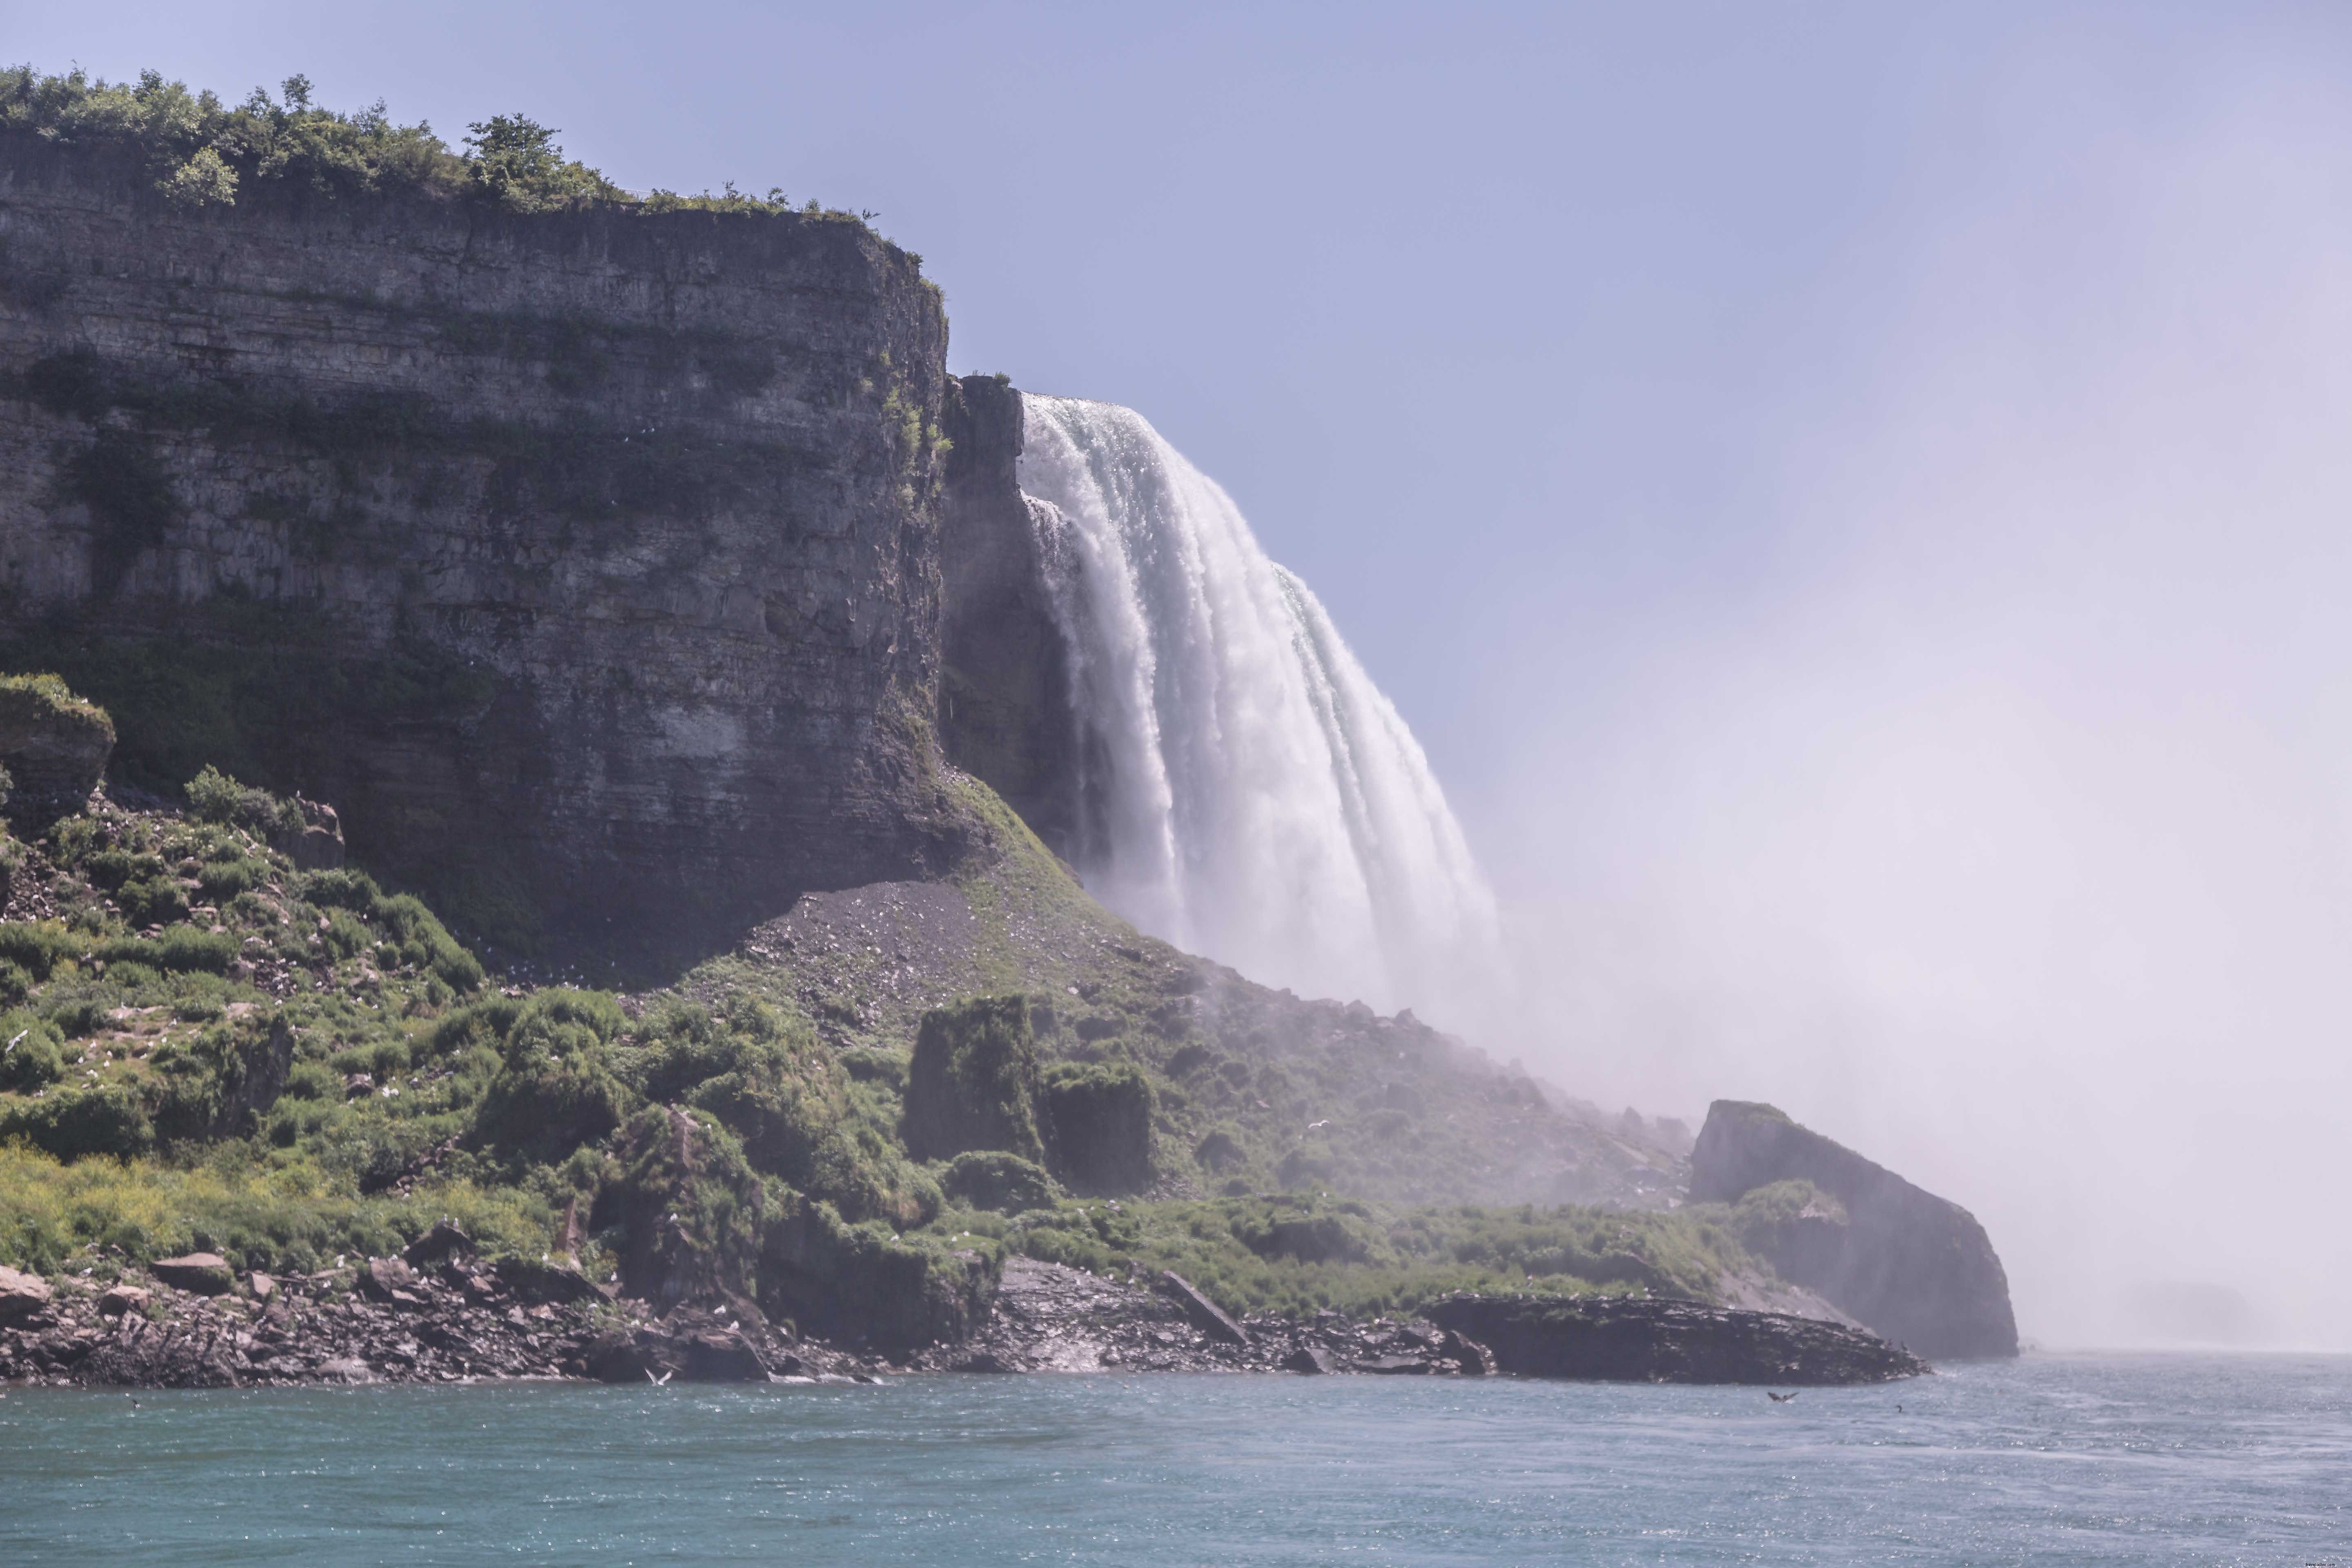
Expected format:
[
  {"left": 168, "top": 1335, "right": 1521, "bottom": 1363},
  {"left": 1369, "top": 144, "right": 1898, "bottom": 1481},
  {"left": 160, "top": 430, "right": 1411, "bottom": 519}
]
[{"left": 1, "top": 1249, "right": 1927, "bottom": 1391}]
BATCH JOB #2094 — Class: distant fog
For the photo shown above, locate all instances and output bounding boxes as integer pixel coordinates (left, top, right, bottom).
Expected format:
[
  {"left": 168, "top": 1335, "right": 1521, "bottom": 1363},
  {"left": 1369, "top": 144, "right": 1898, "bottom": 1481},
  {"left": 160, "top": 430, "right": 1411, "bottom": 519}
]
[{"left": 1477, "top": 26, "right": 2352, "bottom": 1350}]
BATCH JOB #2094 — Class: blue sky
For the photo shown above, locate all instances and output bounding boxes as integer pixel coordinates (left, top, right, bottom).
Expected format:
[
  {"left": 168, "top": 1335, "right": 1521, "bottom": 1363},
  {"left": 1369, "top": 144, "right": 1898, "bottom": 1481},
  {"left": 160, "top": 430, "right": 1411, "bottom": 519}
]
[{"left": 18, "top": 2, "right": 2352, "bottom": 1344}]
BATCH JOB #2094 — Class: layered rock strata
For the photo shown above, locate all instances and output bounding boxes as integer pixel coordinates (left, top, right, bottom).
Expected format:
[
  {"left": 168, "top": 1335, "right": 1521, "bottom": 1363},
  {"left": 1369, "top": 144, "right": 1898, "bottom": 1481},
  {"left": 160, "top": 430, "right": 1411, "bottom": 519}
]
[{"left": 0, "top": 132, "right": 967, "bottom": 970}]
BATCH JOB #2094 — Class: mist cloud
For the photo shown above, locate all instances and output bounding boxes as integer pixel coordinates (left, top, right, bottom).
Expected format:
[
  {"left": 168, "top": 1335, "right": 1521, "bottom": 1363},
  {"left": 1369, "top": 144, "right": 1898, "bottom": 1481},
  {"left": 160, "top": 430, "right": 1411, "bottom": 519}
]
[{"left": 1486, "top": 24, "right": 2352, "bottom": 1350}]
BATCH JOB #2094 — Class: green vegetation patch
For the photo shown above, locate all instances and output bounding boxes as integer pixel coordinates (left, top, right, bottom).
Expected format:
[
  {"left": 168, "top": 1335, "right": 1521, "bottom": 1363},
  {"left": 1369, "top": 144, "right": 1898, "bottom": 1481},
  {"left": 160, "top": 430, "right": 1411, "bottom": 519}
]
[
  {"left": 936, "top": 1194, "right": 1757, "bottom": 1321},
  {"left": 2, "top": 64, "right": 895, "bottom": 229}
]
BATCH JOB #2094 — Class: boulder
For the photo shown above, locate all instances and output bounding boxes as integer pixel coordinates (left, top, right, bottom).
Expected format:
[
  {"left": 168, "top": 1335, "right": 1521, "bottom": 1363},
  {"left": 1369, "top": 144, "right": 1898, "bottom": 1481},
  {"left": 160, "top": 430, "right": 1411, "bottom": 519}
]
[
  {"left": 1158, "top": 1270, "right": 1248, "bottom": 1346},
  {"left": 270, "top": 796, "right": 344, "bottom": 870},
  {"left": 0, "top": 1263, "right": 53, "bottom": 1323},
  {"left": 1427, "top": 1293, "right": 1929, "bottom": 1385},
  {"left": 1691, "top": 1100, "right": 2018, "bottom": 1359},
  {"left": 99, "top": 1284, "right": 150, "bottom": 1317},
  {"left": 360, "top": 1257, "right": 422, "bottom": 1305},
  {"left": 1353, "top": 1354, "right": 1432, "bottom": 1374},
  {"left": 247, "top": 1271, "right": 276, "bottom": 1302},
  {"left": 149, "top": 1253, "right": 234, "bottom": 1294}
]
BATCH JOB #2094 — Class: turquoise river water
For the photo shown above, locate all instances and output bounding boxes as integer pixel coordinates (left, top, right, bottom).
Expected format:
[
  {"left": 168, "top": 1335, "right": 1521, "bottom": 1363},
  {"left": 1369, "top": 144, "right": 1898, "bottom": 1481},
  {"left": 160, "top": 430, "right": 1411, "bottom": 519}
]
[{"left": 2, "top": 1353, "right": 2345, "bottom": 1564}]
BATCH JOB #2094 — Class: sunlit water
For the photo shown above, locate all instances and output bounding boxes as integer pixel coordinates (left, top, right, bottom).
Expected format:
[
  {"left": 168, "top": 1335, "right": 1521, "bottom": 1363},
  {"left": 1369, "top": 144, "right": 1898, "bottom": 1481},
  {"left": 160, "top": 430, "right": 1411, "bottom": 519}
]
[{"left": 2, "top": 1354, "right": 2344, "bottom": 1564}]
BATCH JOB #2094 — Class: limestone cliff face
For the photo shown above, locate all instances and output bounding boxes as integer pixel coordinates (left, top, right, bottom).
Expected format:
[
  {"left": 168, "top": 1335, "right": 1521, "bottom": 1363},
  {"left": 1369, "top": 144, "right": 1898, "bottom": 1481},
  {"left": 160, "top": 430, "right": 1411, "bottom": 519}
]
[
  {"left": 0, "top": 133, "right": 971, "bottom": 968},
  {"left": 1691, "top": 1100, "right": 2019, "bottom": 1359}
]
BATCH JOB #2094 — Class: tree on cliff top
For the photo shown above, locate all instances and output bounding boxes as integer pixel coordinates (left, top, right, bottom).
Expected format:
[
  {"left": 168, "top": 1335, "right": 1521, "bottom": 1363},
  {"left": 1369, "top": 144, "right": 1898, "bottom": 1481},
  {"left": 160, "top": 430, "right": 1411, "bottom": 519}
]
[
  {"left": 0, "top": 65, "right": 869, "bottom": 226},
  {"left": 461, "top": 114, "right": 626, "bottom": 212}
]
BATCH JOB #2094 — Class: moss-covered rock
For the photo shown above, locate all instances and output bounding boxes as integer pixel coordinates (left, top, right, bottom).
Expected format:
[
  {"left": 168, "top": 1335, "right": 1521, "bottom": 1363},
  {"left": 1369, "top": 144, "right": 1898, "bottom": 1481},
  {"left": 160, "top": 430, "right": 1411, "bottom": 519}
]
[
  {"left": 605, "top": 1104, "right": 771, "bottom": 1312},
  {"left": 0, "top": 673, "right": 114, "bottom": 831},
  {"left": 902, "top": 996, "right": 1046, "bottom": 1164},
  {"left": 1042, "top": 1060, "right": 1154, "bottom": 1194},
  {"left": 466, "top": 990, "right": 633, "bottom": 1165},
  {"left": 940, "top": 1149, "right": 1060, "bottom": 1213},
  {"left": 759, "top": 1191, "right": 998, "bottom": 1353}
]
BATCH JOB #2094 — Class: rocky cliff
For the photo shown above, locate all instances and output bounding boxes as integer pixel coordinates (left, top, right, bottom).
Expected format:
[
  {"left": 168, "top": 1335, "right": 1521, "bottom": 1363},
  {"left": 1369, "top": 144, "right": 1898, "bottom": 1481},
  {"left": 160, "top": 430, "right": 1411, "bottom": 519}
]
[
  {"left": 1691, "top": 1100, "right": 2018, "bottom": 1359},
  {"left": 935, "top": 373, "right": 1082, "bottom": 860},
  {"left": 0, "top": 129, "right": 971, "bottom": 970}
]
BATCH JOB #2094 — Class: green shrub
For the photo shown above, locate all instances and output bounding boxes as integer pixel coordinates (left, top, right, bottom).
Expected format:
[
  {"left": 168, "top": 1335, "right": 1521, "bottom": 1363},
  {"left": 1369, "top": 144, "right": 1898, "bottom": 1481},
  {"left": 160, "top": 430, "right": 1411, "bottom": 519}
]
[
  {"left": 0, "top": 1011, "right": 64, "bottom": 1090},
  {"left": 304, "top": 869, "right": 483, "bottom": 990},
  {"left": 185, "top": 764, "right": 296, "bottom": 837},
  {"left": 113, "top": 874, "right": 189, "bottom": 927},
  {"left": 92, "top": 927, "right": 235, "bottom": 974},
  {"left": 320, "top": 907, "right": 370, "bottom": 960},
  {"left": 195, "top": 857, "right": 265, "bottom": 901},
  {"left": 940, "top": 1150, "right": 1059, "bottom": 1213},
  {"left": 0, "top": 1080, "right": 154, "bottom": 1160},
  {"left": 0, "top": 921, "right": 80, "bottom": 980},
  {"left": 468, "top": 989, "right": 633, "bottom": 1164}
]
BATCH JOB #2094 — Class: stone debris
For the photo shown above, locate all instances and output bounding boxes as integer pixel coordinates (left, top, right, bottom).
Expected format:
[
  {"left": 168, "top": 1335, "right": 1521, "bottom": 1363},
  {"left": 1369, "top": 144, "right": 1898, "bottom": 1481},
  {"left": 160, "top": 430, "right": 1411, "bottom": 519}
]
[{"left": 0, "top": 1256, "right": 1916, "bottom": 1391}]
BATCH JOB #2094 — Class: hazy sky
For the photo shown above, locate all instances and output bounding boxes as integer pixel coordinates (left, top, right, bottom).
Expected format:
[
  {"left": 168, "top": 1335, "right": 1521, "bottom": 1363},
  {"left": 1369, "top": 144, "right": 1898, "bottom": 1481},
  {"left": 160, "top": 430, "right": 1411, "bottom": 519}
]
[{"left": 18, "top": 2, "right": 2352, "bottom": 1348}]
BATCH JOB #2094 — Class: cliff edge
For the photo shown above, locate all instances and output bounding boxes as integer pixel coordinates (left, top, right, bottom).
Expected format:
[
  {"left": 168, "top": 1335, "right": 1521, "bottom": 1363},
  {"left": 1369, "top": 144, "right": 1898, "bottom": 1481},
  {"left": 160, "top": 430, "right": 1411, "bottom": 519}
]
[{"left": 0, "top": 127, "right": 970, "bottom": 971}]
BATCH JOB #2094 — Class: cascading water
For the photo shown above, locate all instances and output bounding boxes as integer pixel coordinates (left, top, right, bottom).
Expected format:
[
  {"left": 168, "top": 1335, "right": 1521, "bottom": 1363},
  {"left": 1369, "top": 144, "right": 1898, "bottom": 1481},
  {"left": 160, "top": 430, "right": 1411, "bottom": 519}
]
[{"left": 1017, "top": 394, "right": 1501, "bottom": 1018}]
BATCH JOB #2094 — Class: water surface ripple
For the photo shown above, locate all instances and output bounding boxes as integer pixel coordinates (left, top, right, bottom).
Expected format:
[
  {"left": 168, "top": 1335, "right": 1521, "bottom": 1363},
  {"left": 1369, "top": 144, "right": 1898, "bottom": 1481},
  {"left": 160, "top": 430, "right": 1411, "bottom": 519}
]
[{"left": 2, "top": 1353, "right": 2344, "bottom": 1564}]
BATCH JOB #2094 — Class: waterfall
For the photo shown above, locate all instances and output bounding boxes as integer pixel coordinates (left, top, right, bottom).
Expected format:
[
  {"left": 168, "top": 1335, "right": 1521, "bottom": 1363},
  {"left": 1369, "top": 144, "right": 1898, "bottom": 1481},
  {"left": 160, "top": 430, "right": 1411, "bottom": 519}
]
[{"left": 1018, "top": 394, "right": 1502, "bottom": 1018}]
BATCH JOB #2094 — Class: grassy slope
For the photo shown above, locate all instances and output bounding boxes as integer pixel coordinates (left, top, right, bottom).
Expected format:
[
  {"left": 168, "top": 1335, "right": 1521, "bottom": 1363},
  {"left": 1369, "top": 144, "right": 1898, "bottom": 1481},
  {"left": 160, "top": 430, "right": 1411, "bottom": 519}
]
[{"left": 0, "top": 736, "right": 1793, "bottom": 1325}]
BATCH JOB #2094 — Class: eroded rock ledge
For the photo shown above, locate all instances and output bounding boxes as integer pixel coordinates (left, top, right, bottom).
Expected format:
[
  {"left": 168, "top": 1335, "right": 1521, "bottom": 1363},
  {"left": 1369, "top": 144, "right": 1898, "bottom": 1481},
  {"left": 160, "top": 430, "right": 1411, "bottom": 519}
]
[{"left": 1427, "top": 1294, "right": 1929, "bottom": 1385}]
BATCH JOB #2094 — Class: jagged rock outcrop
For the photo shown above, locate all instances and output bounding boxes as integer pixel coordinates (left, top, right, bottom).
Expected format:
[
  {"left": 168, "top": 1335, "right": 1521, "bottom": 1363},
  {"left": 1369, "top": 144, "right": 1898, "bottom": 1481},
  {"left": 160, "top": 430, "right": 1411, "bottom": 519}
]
[
  {"left": 1426, "top": 1293, "right": 1929, "bottom": 1385},
  {"left": 0, "top": 131, "right": 969, "bottom": 971},
  {"left": 1691, "top": 1100, "right": 2018, "bottom": 1359}
]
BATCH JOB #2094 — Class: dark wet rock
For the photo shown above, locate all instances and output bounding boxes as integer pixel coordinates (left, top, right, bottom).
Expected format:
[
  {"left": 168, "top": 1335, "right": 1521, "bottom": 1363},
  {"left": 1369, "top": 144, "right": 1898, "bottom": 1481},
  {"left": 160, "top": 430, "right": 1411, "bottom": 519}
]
[
  {"left": 1440, "top": 1329, "right": 1496, "bottom": 1376},
  {"left": 1427, "top": 1294, "right": 1930, "bottom": 1385},
  {"left": 0, "top": 1265, "right": 52, "bottom": 1324},
  {"left": 401, "top": 1221, "right": 475, "bottom": 1268},
  {"left": 1691, "top": 1100, "right": 2018, "bottom": 1359},
  {"left": 1158, "top": 1271, "right": 1248, "bottom": 1345},
  {"left": 1282, "top": 1342, "right": 1336, "bottom": 1374},
  {"left": 583, "top": 1331, "right": 662, "bottom": 1384},
  {"left": 495, "top": 1258, "right": 607, "bottom": 1306},
  {"left": 148, "top": 1254, "right": 233, "bottom": 1294},
  {"left": 679, "top": 1328, "right": 771, "bottom": 1383}
]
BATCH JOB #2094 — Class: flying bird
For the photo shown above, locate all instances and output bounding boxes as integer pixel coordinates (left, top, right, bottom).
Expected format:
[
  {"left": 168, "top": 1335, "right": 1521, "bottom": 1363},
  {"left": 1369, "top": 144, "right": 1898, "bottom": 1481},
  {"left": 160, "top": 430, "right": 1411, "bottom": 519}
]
[
  {"left": 644, "top": 1368, "right": 673, "bottom": 1386},
  {"left": 1767, "top": 1391, "right": 1798, "bottom": 1403}
]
